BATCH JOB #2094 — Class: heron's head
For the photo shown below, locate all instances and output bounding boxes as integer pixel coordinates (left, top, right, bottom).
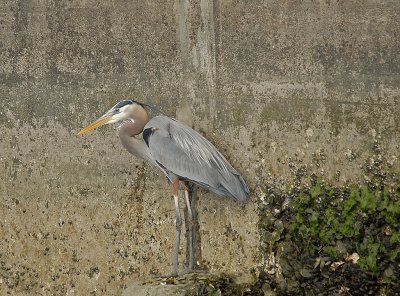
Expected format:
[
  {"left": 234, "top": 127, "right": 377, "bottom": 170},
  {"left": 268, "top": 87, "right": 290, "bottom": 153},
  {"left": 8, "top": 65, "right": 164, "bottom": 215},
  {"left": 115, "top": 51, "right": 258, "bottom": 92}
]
[{"left": 78, "top": 99, "right": 141, "bottom": 135}]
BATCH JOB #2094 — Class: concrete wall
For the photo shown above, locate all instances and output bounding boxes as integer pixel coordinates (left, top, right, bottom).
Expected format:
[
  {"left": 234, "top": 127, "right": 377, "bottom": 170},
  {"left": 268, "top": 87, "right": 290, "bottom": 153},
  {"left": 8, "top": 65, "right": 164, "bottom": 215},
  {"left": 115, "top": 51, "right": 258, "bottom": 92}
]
[{"left": 0, "top": 0, "right": 399, "bottom": 294}]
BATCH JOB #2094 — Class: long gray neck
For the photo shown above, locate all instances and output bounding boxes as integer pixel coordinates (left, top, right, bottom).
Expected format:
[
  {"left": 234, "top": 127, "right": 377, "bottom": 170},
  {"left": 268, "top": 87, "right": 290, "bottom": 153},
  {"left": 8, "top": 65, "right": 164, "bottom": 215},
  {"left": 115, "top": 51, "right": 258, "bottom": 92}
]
[{"left": 117, "top": 105, "right": 154, "bottom": 165}]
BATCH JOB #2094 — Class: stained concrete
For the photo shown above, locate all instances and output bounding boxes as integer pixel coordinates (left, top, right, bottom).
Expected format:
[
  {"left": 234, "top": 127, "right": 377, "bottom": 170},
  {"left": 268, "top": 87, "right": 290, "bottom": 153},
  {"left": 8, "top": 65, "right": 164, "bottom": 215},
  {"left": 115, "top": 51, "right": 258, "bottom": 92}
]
[{"left": 0, "top": 0, "right": 399, "bottom": 295}]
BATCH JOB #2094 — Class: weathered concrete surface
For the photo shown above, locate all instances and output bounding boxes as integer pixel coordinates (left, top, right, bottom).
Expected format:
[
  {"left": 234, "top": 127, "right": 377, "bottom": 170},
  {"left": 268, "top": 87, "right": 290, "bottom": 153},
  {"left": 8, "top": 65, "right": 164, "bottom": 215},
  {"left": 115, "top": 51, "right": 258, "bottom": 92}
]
[{"left": 0, "top": 0, "right": 399, "bottom": 295}]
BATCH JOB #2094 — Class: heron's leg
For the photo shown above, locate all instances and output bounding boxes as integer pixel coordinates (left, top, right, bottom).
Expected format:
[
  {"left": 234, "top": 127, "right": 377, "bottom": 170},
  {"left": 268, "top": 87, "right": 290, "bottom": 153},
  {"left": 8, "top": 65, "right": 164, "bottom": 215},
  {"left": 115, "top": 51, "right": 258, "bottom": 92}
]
[
  {"left": 184, "top": 188, "right": 194, "bottom": 271},
  {"left": 171, "top": 179, "right": 182, "bottom": 276}
]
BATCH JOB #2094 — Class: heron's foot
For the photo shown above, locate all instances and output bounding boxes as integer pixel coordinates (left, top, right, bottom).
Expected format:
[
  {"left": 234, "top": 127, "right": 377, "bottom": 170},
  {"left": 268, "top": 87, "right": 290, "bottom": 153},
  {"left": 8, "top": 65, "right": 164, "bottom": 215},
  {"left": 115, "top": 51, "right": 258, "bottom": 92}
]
[
  {"left": 151, "top": 271, "right": 178, "bottom": 280},
  {"left": 182, "top": 264, "right": 208, "bottom": 275},
  {"left": 151, "top": 265, "right": 208, "bottom": 280}
]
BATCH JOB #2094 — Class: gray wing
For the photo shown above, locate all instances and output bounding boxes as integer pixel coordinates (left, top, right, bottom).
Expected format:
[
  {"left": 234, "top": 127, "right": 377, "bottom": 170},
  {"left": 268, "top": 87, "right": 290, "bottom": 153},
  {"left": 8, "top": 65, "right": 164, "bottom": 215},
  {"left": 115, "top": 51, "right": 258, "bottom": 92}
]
[{"left": 143, "top": 116, "right": 249, "bottom": 202}]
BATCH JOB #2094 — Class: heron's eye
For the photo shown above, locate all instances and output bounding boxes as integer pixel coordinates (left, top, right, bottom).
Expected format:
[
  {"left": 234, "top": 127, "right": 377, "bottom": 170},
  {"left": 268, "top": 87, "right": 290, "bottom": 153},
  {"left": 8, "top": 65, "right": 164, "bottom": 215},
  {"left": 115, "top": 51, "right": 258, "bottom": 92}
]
[{"left": 114, "top": 108, "right": 120, "bottom": 113}]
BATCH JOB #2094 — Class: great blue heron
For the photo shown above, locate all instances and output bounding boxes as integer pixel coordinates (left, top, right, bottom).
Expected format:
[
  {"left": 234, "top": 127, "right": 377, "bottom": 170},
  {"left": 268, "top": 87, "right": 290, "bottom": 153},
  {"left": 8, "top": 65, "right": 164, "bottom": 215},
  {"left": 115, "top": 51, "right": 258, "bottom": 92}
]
[{"left": 78, "top": 99, "right": 249, "bottom": 276}]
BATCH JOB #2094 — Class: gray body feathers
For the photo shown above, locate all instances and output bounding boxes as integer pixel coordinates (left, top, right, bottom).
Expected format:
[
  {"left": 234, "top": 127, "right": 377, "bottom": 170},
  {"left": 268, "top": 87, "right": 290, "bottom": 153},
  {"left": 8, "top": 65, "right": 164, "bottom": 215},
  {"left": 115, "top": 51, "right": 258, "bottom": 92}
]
[{"left": 142, "top": 116, "right": 249, "bottom": 203}]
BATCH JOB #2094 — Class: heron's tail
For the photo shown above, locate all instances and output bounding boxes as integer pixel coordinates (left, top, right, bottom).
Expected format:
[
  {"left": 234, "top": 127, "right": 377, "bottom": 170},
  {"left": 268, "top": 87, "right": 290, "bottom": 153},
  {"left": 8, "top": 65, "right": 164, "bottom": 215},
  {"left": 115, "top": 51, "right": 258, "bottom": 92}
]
[
  {"left": 191, "top": 171, "right": 250, "bottom": 202},
  {"left": 218, "top": 172, "right": 250, "bottom": 203}
]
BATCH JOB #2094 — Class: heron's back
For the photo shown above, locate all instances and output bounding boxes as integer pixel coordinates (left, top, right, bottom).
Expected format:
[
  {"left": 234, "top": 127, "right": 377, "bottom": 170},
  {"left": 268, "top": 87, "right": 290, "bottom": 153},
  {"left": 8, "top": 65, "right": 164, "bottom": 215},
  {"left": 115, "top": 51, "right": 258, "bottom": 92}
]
[{"left": 143, "top": 116, "right": 249, "bottom": 202}]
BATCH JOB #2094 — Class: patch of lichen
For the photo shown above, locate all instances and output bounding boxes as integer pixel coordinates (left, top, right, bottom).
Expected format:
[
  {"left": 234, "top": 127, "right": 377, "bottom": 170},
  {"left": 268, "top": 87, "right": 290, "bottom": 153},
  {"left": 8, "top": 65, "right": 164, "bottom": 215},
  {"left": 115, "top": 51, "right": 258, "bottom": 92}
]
[{"left": 290, "top": 180, "right": 400, "bottom": 275}]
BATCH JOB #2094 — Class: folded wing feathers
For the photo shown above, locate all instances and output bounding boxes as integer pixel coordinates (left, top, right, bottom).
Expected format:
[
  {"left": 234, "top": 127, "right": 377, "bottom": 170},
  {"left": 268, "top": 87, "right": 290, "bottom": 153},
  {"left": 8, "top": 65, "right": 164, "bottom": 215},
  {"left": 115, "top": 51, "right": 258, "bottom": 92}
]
[
  {"left": 148, "top": 117, "right": 249, "bottom": 202},
  {"left": 170, "top": 120, "right": 232, "bottom": 175}
]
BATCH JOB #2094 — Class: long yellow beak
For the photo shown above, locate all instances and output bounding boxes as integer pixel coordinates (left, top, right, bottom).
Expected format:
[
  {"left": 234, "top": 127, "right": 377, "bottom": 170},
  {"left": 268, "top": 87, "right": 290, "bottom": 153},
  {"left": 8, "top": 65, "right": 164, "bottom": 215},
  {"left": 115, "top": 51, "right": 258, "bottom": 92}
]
[{"left": 78, "top": 115, "right": 111, "bottom": 135}]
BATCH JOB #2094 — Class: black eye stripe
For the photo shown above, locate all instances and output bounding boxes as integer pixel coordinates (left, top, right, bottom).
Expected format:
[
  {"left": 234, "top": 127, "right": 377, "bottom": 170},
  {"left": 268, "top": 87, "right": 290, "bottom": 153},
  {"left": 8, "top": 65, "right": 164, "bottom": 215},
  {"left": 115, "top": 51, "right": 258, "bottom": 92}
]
[{"left": 113, "top": 100, "right": 133, "bottom": 110}]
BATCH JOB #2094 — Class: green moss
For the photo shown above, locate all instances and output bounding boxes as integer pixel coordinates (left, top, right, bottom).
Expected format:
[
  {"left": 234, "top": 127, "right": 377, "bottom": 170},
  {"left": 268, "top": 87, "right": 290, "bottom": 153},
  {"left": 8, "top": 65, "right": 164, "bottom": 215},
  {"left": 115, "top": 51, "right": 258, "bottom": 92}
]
[
  {"left": 256, "top": 141, "right": 399, "bottom": 294},
  {"left": 357, "top": 238, "right": 384, "bottom": 274},
  {"left": 289, "top": 180, "right": 400, "bottom": 275}
]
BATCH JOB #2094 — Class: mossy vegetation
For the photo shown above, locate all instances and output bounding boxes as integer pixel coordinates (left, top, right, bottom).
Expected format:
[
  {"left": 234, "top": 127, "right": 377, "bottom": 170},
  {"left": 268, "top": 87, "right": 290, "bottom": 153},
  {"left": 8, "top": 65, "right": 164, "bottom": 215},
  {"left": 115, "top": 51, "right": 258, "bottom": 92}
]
[
  {"left": 256, "top": 140, "right": 400, "bottom": 295},
  {"left": 290, "top": 180, "right": 400, "bottom": 275}
]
